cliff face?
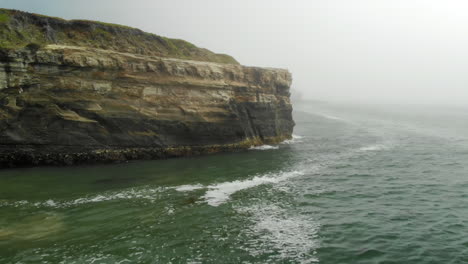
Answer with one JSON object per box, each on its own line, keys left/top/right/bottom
{"left": 0, "top": 10, "right": 294, "bottom": 167}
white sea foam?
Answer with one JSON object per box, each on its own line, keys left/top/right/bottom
{"left": 202, "top": 170, "right": 304, "bottom": 206}
{"left": 238, "top": 203, "right": 320, "bottom": 263}
{"left": 174, "top": 170, "right": 305, "bottom": 206}
{"left": 174, "top": 184, "right": 204, "bottom": 192}
{"left": 315, "top": 112, "right": 343, "bottom": 121}
{"left": 357, "top": 144, "right": 389, "bottom": 152}
{"left": 249, "top": 145, "right": 280, "bottom": 150}
{"left": 1, "top": 187, "right": 165, "bottom": 208}
{"left": 281, "top": 134, "right": 304, "bottom": 144}
{"left": 293, "top": 134, "right": 303, "bottom": 139}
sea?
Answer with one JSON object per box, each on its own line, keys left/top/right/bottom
{"left": 1, "top": 101, "right": 468, "bottom": 264}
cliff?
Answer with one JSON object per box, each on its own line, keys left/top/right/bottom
{"left": 0, "top": 9, "right": 294, "bottom": 167}
{"left": 0, "top": 9, "right": 238, "bottom": 64}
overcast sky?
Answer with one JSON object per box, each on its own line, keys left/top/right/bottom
{"left": 2, "top": 0, "right": 468, "bottom": 105}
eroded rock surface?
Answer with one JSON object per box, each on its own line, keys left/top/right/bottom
{"left": 0, "top": 45, "right": 294, "bottom": 167}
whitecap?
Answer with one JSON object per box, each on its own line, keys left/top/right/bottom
{"left": 292, "top": 134, "right": 303, "bottom": 139}
{"left": 281, "top": 134, "right": 304, "bottom": 144}
{"left": 2, "top": 187, "right": 165, "bottom": 208}
{"left": 249, "top": 145, "right": 279, "bottom": 150}
{"left": 65, "top": 188, "right": 164, "bottom": 206}
{"left": 174, "top": 184, "right": 204, "bottom": 192}
{"left": 315, "top": 112, "right": 343, "bottom": 121}
{"left": 237, "top": 203, "right": 320, "bottom": 263}
{"left": 357, "top": 144, "right": 389, "bottom": 152}
{"left": 44, "top": 200, "right": 57, "bottom": 207}
{"left": 202, "top": 170, "right": 304, "bottom": 206}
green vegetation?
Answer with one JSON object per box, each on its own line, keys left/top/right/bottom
{"left": 0, "top": 9, "right": 11, "bottom": 22}
{"left": 0, "top": 22, "right": 47, "bottom": 49}
{"left": 214, "top": 53, "right": 239, "bottom": 64}
{"left": 25, "top": 42, "right": 43, "bottom": 52}
{"left": 94, "top": 28, "right": 112, "bottom": 38}
{"left": 0, "top": 13, "right": 9, "bottom": 24}
{"left": 72, "top": 19, "right": 136, "bottom": 30}
{"left": 0, "top": 8, "right": 239, "bottom": 64}
{"left": 27, "top": 11, "right": 66, "bottom": 21}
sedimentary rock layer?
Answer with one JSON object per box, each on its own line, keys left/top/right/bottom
{"left": 0, "top": 9, "right": 294, "bottom": 167}
{"left": 0, "top": 44, "right": 294, "bottom": 167}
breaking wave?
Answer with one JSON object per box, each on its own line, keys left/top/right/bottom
{"left": 174, "top": 184, "right": 204, "bottom": 192}
{"left": 281, "top": 134, "right": 304, "bottom": 144}
{"left": 249, "top": 145, "right": 280, "bottom": 150}
{"left": 0, "top": 187, "right": 165, "bottom": 209}
{"left": 357, "top": 143, "right": 390, "bottom": 152}
{"left": 315, "top": 112, "right": 344, "bottom": 121}
{"left": 175, "top": 170, "right": 305, "bottom": 207}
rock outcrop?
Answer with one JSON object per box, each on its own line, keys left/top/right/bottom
{"left": 0, "top": 9, "right": 294, "bottom": 167}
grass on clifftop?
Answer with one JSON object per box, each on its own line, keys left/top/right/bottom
{"left": 0, "top": 12, "right": 10, "bottom": 24}
{"left": 0, "top": 8, "right": 239, "bottom": 64}
{"left": 72, "top": 19, "right": 137, "bottom": 30}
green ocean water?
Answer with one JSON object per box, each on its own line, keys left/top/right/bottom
{"left": 1, "top": 102, "right": 468, "bottom": 263}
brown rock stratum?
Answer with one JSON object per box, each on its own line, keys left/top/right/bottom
{"left": 0, "top": 10, "right": 294, "bottom": 167}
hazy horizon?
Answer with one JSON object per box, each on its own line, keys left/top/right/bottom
{"left": 2, "top": 0, "right": 468, "bottom": 106}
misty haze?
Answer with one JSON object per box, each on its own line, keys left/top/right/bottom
{"left": 1, "top": 1, "right": 468, "bottom": 263}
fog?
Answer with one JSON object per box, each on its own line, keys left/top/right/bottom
{"left": 2, "top": 0, "right": 468, "bottom": 105}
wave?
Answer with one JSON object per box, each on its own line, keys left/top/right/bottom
{"left": 0, "top": 212, "right": 65, "bottom": 241}
{"left": 202, "top": 170, "right": 304, "bottom": 206}
{"left": 237, "top": 203, "right": 320, "bottom": 263}
{"left": 174, "top": 184, "right": 204, "bottom": 192}
{"left": 357, "top": 144, "right": 389, "bottom": 152}
{"left": 174, "top": 170, "right": 305, "bottom": 206}
{"left": 1, "top": 187, "right": 165, "bottom": 208}
{"left": 3, "top": 169, "right": 305, "bottom": 209}
{"left": 249, "top": 145, "right": 279, "bottom": 150}
{"left": 315, "top": 112, "right": 344, "bottom": 121}
{"left": 251, "top": 134, "right": 304, "bottom": 148}
{"left": 281, "top": 134, "right": 304, "bottom": 145}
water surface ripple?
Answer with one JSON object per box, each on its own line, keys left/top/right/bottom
{"left": 1, "top": 103, "right": 468, "bottom": 263}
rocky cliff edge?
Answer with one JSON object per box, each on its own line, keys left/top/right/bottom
{"left": 0, "top": 10, "right": 294, "bottom": 167}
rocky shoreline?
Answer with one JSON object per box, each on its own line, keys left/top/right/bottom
{"left": 0, "top": 136, "right": 289, "bottom": 168}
